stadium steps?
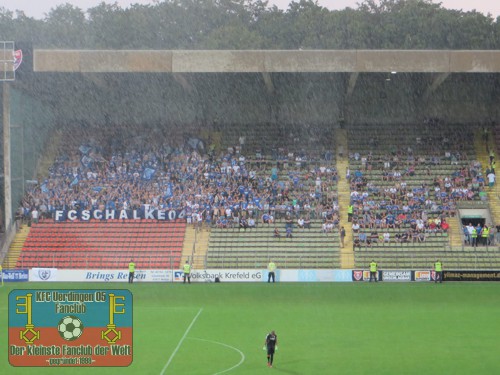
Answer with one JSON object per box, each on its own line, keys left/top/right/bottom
{"left": 193, "top": 228, "right": 210, "bottom": 269}
{"left": 335, "top": 128, "right": 354, "bottom": 268}
{"left": 2, "top": 225, "right": 30, "bottom": 269}
{"left": 447, "top": 215, "right": 463, "bottom": 248}
{"left": 206, "top": 223, "right": 340, "bottom": 269}
{"left": 181, "top": 226, "right": 197, "bottom": 265}
{"left": 474, "top": 131, "right": 500, "bottom": 230}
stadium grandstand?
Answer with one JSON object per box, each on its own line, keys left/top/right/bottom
{"left": 1, "top": 48, "right": 499, "bottom": 274}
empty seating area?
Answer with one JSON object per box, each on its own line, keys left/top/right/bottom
{"left": 16, "top": 220, "right": 186, "bottom": 269}
{"left": 206, "top": 221, "right": 341, "bottom": 269}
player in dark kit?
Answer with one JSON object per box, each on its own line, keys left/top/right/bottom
{"left": 263, "top": 330, "right": 278, "bottom": 368}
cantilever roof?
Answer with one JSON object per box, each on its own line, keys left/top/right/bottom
{"left": 34, "top": 49, "right": 500, "bottom": 73}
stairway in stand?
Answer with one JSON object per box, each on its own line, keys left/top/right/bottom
{"left": 474, "top": 130, "right": 500, "bottom": 231}
{"left": 193, "top": 227, "right": 210, "bottom": 270}
{"left": 181, "top": 225, "right": 210, "bottom": 270}
{"left": 2, "top": 225, "right": 30, "bottom": 269}
{"left": 447, "top": 215, "right": 464, "bottom": 248}
{"left": 335, "top": 128, "right": 354, "bottom": 268}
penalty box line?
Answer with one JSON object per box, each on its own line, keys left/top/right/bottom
{"left": 160, "top": 308, "right": 203, "bottom": 375}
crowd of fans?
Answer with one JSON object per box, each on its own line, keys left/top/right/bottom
{"left": 17, "top": 123, "right": 498, "bottom": 248}
{"left": 18, "top": 127, "right": 340, "bottom": 234}
{"left": 347, "top": 125, "right": 496, "bottom": 248}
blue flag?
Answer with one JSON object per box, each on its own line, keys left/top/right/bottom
{"left": 143, "top": 167, "right": 156, "bottom": 180}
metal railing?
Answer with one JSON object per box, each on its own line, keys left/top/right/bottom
{"left": 15, "top": 252, "right": 182, "bottom": 270}
{"left": 10, "top": 248, "right": 500, "bottom": 270}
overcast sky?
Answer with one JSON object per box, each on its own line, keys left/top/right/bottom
{"left": 2, "top": 0, "right": 500, "bottom": 19}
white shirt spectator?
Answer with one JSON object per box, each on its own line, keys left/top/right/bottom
{"left": 383, "top": 232, "right": 390, "bottom": 242}
{"left": 31, "top": 208, "right": 39, "bottom": 223}
{"left": 488, "top": 173, "right": 496, "bottom": 184}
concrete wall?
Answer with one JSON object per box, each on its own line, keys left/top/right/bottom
{"left": 34, "top": 50, "right": 500, "bottom": 73}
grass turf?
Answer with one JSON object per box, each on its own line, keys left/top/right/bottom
{"left": 1, "top": 282, "right": 499, "bottom": 374}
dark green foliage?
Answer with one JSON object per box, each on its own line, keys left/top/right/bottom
{"left": 1, "top": 0, "right": 500, "bottom": 50}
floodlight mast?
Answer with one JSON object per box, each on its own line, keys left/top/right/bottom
{"left": 0, "top": 41, "right": 16, "bottom": 81}
{"left": 1, "top": 41, "right": 15, "bottom": 252}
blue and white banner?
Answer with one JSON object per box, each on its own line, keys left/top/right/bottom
{"left": 1, "top": 269, "right": 29, "bottom": 282}
{"left": 54, "top": 208, "right": 185, "bottom": 222}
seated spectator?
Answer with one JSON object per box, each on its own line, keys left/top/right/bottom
{"left": 383, "top": 231, "right": 390, "bottom": 243}
{"left": 359, "top": 232, "right": 367, "bottom": 243}
{"left": 262, "top": 213, "right": 273, "bottom": 225}
{"left": 297, "top": 217, "right": 305, "bottom": 229}
{"left": 352, "top": 222, "right": 360, "bottom": 233}
{"left": 417, "top": 232, "right": 426, "bottom": 242}
{"left": 441, "top": 220, "right": 449, "bottom": 232}
{"left": 273, "top": 227, "right": 281, "bottom": 238}
{"left": 428, "top": 219, "right": 437, "bottom": 232}
{"left": 353, "top": 237, "right": 361, "bottom": 249}
{"left": 240, "top": 218, "right": 248, "bottom": 230}
{"left": 248, "top": 217, "right": 256, "bottom": 229}
{"left": 216, "top": 217, "right": 228, "bottom": 228}
{"left": 304, "top": 217, "right": 311, "bottom": 229}
{"left": 286, "top": 226, "right": 293, "bottom": 238}
{"left": 322, "top": 221, "right": 334, "bottom": 234}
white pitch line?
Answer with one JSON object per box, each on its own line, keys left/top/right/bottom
{"left": 189, "top": 337, "right": 245, "bottom": 375}
{"left": 160, "top": 308, "right": 203, "bottom": 375}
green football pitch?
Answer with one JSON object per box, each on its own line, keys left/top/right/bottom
{"left": 1, "top": 282, "right": 499, "bottom": 375}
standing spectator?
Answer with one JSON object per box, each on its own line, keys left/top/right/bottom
{"left": 369, "top": 260, "right": 378, "bottom": 282}
{"left": 481, "top": 225, "right": 490, "bottom": 246}
{"left": 347, "top": 204, "right": 353, "bottom": 222}
{"left": 239, "top": 135, "right": 245, "bottom": 152}
{"left": 463, "top": 225, "right": 470, "bottom": 245}
{"left": 128, "top": 259, "right": 135, "bottom": 284}
{"left": 467, "top": 223, "right": 474, "bottom": 244}
{"left": 340, "top": 227, "right": 346, "bottom": 248}
{"left": 471, "top": 226, "right": 478, "bottom": 247}
{"left": 267, "top": 260, "right": 276, "bottom": 283}
{"left": 487, "top": 171, "right": 495, "bottom": 188}
{"left": 496, "top": 224, "right": 500, "bottom": 245}
{"left": 183, "top": 260, "right": 191, "bottom": 284}
{"left": 475, "top": 223, "right": 482, "bottom": 245}
{"left": 488, "top": 223, "right": 495, "bottom": 245}
{"left": 434, "top": 260, "right": 443, "bottom": 283}
{"left": 31, "top": 207, "right": 39, "bottom": 225}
